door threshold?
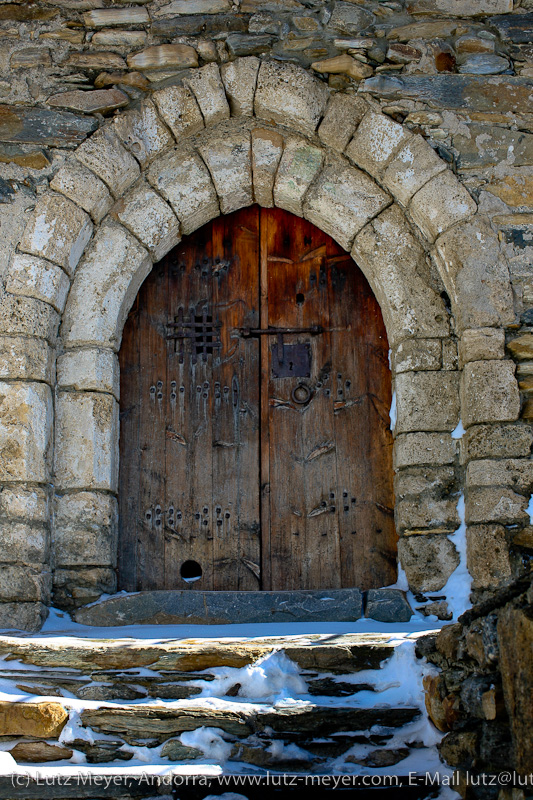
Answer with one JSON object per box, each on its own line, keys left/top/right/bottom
{"left": 73, "top": 588, "right": 412, "bottom": 627}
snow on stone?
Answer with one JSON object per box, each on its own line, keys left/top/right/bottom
{"left": 195, "top": 650, "right": 307, "bottom": 701}
{"left": 389, "top": 390, "right": 396, "bottom": 431}
{"left": 527, "top": 493, "right": 533, "bottom": 524}
{"left": 441, "top": 494, "right": 472, "bottom": 621}
{"left": 180, "top": 727, "right": 233, "bottom": 762}
{"left": 451, "top": 420, "right": 465, "bottom": 439}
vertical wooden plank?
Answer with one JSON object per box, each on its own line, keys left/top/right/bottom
{"left": 117, "top": 296, "right": 141, "bottom": 592}
{"left": 164, "top": 226, "right": 215, "bottom": 590}
{"left": 212, "top": 206, "right": 261, "bottom": 590}
{"left": 259, "top": 208, "right": 271, "bottom": 591}
{"left": 136, "top": 260, "right": 168, "bottom": 590}
{"left": 328, "top": 245, "right": 396, "bottom": 589}
{"left": 266, "top": 209, "right": 341, "bottom": 590}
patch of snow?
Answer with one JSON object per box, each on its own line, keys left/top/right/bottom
{"left": 0, "top": 751, "right": 17, "bottom": 775}
{"left": 180, "top": 727, "right": 232, "bottom": 762}
{"left": 389, "top": 390, "right": 396, "bottom": 432}
{"left": 441, "top": 494, "right": 472, "bottom": 621}
{"left": 451, "top": 420, "right": 465, "bottom": 440}
{"left": 266, "top": 740, "right": 311, "bottom": 762}
{"left": 527, "top": 493, "right": 533, "bottom": 524}
{"left": 194, "top": 650, "right": 307, "bottom": 702}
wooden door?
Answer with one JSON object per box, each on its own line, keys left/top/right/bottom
{"left": 118, "top": 206, "right": 396, "bottom": 592}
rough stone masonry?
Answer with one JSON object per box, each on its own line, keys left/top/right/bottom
{"left": 0, "top": 0, "right": 532, "bottom": 643}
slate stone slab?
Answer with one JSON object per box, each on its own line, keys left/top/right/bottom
{"left": 490, "top": 13, "right": 533, "bottom": 43}
{"left": 74, "top": 588, "right": 363, "bottom": 626}
{"left": 364, "top": 588, "right": 413, "bottom": 622}
{"left": 361, "top": 74, "right": 533, "bottom": 113}
{"left": 0, "top": 105, "right": 97, "bottom": 147}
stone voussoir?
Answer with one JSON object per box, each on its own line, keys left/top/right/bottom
{"left": 111, "top": 180, "right": 181, "bottom": 262}
{"left": 75, "top": 127, "right": 140, "bottom": 200}
{"left": 112, "top": 99, "right": 175, "bottom": 168}
{"left": 255, "top": 60, "right": 329, "bottom": 137}
{"left": 18, "top": 193, "right": 93, "bottom": 277}
{"left": 198, "top": 127, "right": 253, "bottom": 215}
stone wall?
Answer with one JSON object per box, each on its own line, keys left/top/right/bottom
{"left": 0, "top": 0, "right": 532, "bottom": 628}
{"left": 420, "top": 572, "right": 533, "bottom": 798}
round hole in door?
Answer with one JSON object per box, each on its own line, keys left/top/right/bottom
{"left": 180, "top": 560, "right": 202, "bottom": 583}
{"left": 296, "top": 292, "right": 305, "bottom": 305}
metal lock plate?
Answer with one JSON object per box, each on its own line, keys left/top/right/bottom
{"left": 271, "top": 342, "right": 311, "bottom": 378}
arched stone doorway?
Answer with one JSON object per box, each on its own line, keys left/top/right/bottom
{"left": 118, "top": 205, "right": 395, "bottom": 593}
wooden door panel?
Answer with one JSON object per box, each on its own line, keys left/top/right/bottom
{"left": 118, "top": 205, "right": 396, "bottom": 593}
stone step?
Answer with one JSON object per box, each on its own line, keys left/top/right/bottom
{"left": 79, "top": 701, "right": 421, "bottom": 744}
{"left": 71, "top": 588, "right": 413, "bottom": 626}
{"left": 0, "top": 632, "right": 397, "bottom": 674}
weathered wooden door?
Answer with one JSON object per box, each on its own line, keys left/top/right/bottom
{"left": 118, "top": 206, "right": 396, "bottom": 593}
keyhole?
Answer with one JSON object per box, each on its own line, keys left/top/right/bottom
{"left": 289, "top": 361, "right": 294, "bottom": 371}
{"left": 296, "top": 292, "right": 305, "bottom": 305}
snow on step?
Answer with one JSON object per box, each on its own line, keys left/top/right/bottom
{"left": 0, "top": 632, "right": 446, "bottom": 777}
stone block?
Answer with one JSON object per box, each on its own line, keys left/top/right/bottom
{"left": 61, "top": 222, "right": 151, "bottom": 350}
{"left": 156, "top": 0, "right": 230, "bottom": 16}
{"left": 397, "top": 496, "right": 459, "bottom": 533}
{"left": 9, "top": 742, "right": 73, "bottom": 763}
{"left": 394, "top": 339, "right": 442, "bottom": 373}
{"left": 461, "top": 424, "right": 533, "bottom": 462}
{"left": 255, "top": 60, "right": 329, "bottom": 137}
{"left": 57, "top": 349, "right": 119, "bottom": 399}
{"left": 461, "top": 361, "right": 520, "bottom": 427}
{"left": 0, "top": 521, "right": 48, "bottom": 564}
{"left": 433, "top": 218, "right": 514, "bottom": 332}
{"left": 410, "top": 171, "right": 477, "bottom": 243}
{"left": 0, "top": 701, "right": 67, "bottom": 738}
{"left": 365, "top": 589, "right": 413, "bottom": 622}
{"left": 221, "top": 56, "right": 260, "bottom": 117}
{"left": 54, "top": 492, "right": 118, "bottom": 568}
{"left": 409, "top": 0, "right": 511, "bottom": 14}
{"left": 346, "top": 112, "right": 412, "bottom": 179}
{"left": 454, "top": 123, "right": 533, "bottom": 169}
{"left": 0, "top": 336, "right": 54, "bottom": 384}
{"left": 273, "top": 137, "right": 324, "bottom": 217}
{"left": 395, "top": 466, "right": 456, "bottom": 498}
{"left": 512, "top": 527, "right": 533, "bottom": 548}
{"left": 198, "top": 129, "right": 253, "bottom": 215}
{"left": 127, "top": 44, "right": 198, "bottom": 73}
{"left": 398, "top": 534, "right": 460, "bottom": 593}
{"left": 442, "top": 339, "right": 458, "bottom": 371}
{"left": 112, "top": 100, "right": 174, "bottom": 168}
{"left": 304, "top": 158, "right": 391, "bottom": 251}
{"left": 19, "top": 194, "right": 93, "bottom": 277}
{"left": 91, "top": 30, "right": 147, "bottom": 49}
{"left": 83, "top": 7, "right": 149, "bottom": 26}
{"left": 0, "top": 566, "right": 50, "bottom": 603}
{"left": 75, "top": 128, "right": 140, "bottom": 199}
{"left": 184, "top": 63, "right": 230, "bottom": 126}
{"left": 459, "top": 328, "right": 505, "bottom": 367}
{"left": 0, "top": 603, "right": 48, "bottom": 633}
{"left": 53, "top": 567, "right": 116, "bottom": 609}
{"left": 251, "top": 128, "right": 284, "bottom": 208}
{"left": 351, "top": 205, "right": 449, "bottom": 347}
{"left": 0, "top": 291, "right": 59, "bottom": 344}
{"left": 111, "top": 181, "right": 180, "bottom": 261}
{"left": 55, "top": 392, "right": 119, "bottom": 492}
{"left": 0, "top": 382, "right": 52, "bottom": 483}
{"left": 328, "top": 2, "right": 375, "bottom": 35}
{"left": 395, "top": 371, "right": 460, "bottom": 434}
{"left": 0, "top": 105, "right": 96, "bottom": 148}
{"left": 318, "top": 94, "right": 367, "bottom": 153}
{"left": 382, "top": 135, "right": 446, "bottom": 208}
{"left": 466, "top": 487, "right": 528, "bottom": 525}
{"left": 466, "top": 459, "right": 533, "bottom": 492}
{"left": 6, "top": 253, "right": 70, "bottom": 313}
{"left": 50, "top": 161, "right": 113, "bottom": 225}
{"left": 152, "top": 86, "right": 204, "bottom": 141}
{"left": 466, "top": 524, "right": 511, "bottom": 590}
{"left": 497, "top": 605, "right": 533, "bottom": 776}
{"left": 47, "top": 88, "right": 128, "bottom": 115}
{"left": 507, "top": 334, "right": 533, "bottom": 361}
{"left": 0, "top": 486, "right": 49, "bottom": 524}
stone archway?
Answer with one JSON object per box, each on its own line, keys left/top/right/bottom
{"left": 3, "top": 57, "right": 521, "bottom": 623}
